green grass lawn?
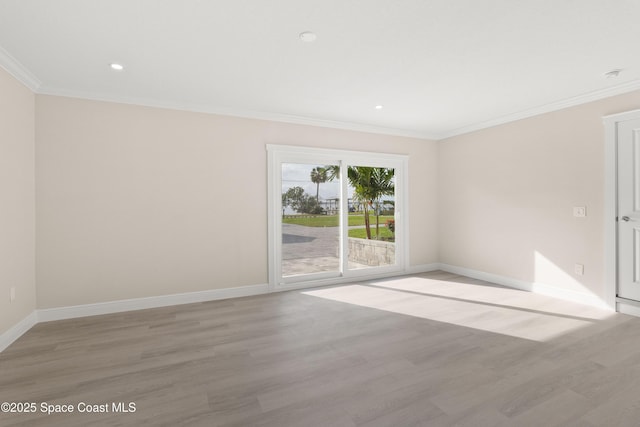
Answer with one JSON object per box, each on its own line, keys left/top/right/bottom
{"left": 281, "top": 215, "right": 339, "bottom": 227}
{"left": 348, "top": 227, "right": 394, "bottom": 241}
{"left": 282, "top": 214, "right": 394, "bottom": 227}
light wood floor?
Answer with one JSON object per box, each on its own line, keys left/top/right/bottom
{"left": 2, "top": 271, "right": 640, "bottom": 426}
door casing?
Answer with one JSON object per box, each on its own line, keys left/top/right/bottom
{"left": 604, "top": 109, "right": 640, "bottom": 314}
{"left": 266, "top": 144, "right": 409, "bottom": 292}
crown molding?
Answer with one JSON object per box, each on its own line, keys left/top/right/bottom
{"left": 437, "top": 79, "right": 640, "bottom": 140}
{"left": 36, "top": 86, "right": 438, "bottom": 141}
{"left": 0, "top": 45, "right": 41, "bottom": 91}
{"left": 10, "top": 60, "right": 640, "bottom": 142}
{"left": 40, "top": 79, "right": 640, "bottom": 142}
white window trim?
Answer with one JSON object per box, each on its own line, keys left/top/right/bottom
{"left": 266, "top": 144, "right": 410, "bottom": 291}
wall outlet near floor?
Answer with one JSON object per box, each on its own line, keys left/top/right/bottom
{"left": 574, "top": 264, "right": 584, "bottom": 276}
{"left": 573, "top": 206, "right": 587, "bottom": 217}
{"left": 10, "top": 286, "right": 16, "bottom": 302}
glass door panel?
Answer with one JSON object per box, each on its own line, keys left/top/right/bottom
{"left": 346, "top": 165, "right": 396, "bottom": 270}
{"left": 281, "top": 163, "right": 341, "bottom": 278}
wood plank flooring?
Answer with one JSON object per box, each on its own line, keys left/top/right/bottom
{"left": 2, "top": 271, "right": 640, "bottom": 426}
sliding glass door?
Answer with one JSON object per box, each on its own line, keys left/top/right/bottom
{"left": 268, "top": 146, "right": 407, "bottom": 289}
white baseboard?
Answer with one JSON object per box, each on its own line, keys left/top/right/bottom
{"left": 0, "top": 311, "right": 38, "bottom": 352}
{"left": 1, "top": 283, "right": 270, "bottom": 352}
{"left": 2, "top": 266, "right": 436, "bottom": 350}
{"left": 37, "top": 283, "right": 270, "bottom": 322}
{"left": 0, "top": 263, "right": 614, "bottom": 353}
{"left": 405, "top": 263, "right": 441, "bottom": 275}
{"left": 617, "top": 301, "right": 640, "bottom": 317}
{"left": 438, "top": 263, "right": 611, "bottom": 310}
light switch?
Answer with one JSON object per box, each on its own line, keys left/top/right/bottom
{"left": 573, "top": 206, "right": 586, "bottom": 217}
{"left": 574, "top": 264, "right": 584, "bottom": 276}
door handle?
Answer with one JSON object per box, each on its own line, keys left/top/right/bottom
{"left": 622, "top": 216, "right": 631, "bottom": 222}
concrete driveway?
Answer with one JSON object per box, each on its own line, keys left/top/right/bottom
{"left": 282, "top": 223, "right": 339, "bottom": 276}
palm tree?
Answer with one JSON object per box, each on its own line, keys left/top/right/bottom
{"left": 324, "top": 164, "right": 340, "bottom": 181}
{"left": 370, "top": 168, "right": 395, "bottom": 238}
{"left": 324, "top": 165, "right": 394, "bottom": 239}
{"left": 310, "top": 167, "right": 328, "bottom": 204}
{"left": 347, "top": 167, "right": 395, "bottom": 239}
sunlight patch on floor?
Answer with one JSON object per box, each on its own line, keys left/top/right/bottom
{"left": 302, "top": 276, "right": 615, "bottom": 342}
{"left": 367, "top": 275, "right": 611, "bottom": 320}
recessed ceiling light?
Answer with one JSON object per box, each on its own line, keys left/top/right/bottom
{"left": 604, "top": 69, "right": 622, "bottom": 79}
{"left": 299, "top": 31, "right": 317, "bottom": 42}
{"left": 110, "top": 63, "right": 124, "bottom": 71}
{"left": 375, "top": 105, "right": 383, "bottom": 110}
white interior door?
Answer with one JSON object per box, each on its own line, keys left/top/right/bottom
{"left": 617, "top": 118, "right": 640, "bottom": 301}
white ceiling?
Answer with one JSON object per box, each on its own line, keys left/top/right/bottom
{"left": 1, "top": 0, "right": 639, "bottom": 139}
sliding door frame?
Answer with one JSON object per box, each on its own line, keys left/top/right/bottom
{"left": 267, "top": 144, "right": 409, "bottom": 291}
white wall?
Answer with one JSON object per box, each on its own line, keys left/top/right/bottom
{"left": 8, "top": 65, "right": 640, "bottom": 319}
{"left": 439, "top": 90, "right": 640, "bottom": 304}
{"left": 0, "top": 67, "right": 36, "bottom": 335}
{"left": 35, "top": 95, "right": 438, "bottom": 308}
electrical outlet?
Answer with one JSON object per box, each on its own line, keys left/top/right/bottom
{"left": 10, "top": 287, "right": 15, "bottom": 302}
{"left": 574, "top": 264, "right": 584, "bottom": 276}
{"left": 573, "top": 207, "right": 587, "bottom": 217}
